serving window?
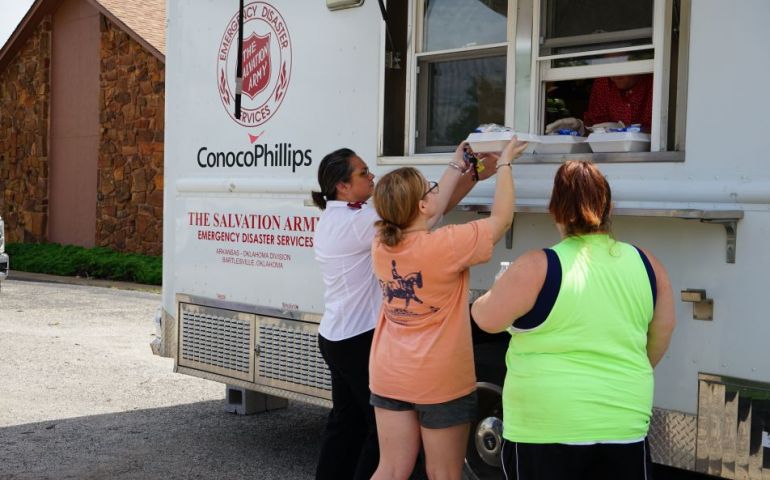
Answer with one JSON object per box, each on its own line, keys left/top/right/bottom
{"left": 380, "top": 0, "right": 688, "bottom": 161}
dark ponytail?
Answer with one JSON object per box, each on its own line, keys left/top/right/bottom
{"left": 311, "top": 148, "right": 356, "bottom": 210}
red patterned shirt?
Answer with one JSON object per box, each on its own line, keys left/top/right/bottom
{"left": 583, "top": 74, "right": 653, "bottom": 132}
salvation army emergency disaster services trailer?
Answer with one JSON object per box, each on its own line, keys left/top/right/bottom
{"left": 152, "top": 0, "right": 770, "bottom": 478}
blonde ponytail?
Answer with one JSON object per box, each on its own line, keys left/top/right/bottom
{"left": 372, "top": 168, "right": 425, "bottom": 247}
{"left": 375, "top": 220, "right": 405, "bottom": 247}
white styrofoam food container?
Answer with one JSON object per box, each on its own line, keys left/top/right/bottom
{"left": 465, "top": 131, "right": 538, "bottom": 153}
{"left": 587, "top": 132, "right": 651, "bottom": 153}
{"left": 534, "top": 135, "right": 591, "bottom": 154}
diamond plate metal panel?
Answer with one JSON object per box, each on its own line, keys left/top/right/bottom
{"left": 649, "top": 407, "right": 697, "bottom": 471}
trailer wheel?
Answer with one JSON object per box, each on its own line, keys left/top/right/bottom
{"left": 463, "top": 382, "right": 504, "bottom": 480}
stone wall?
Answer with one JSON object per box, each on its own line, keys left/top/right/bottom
{"left": 0, "top": 14, "right": 164, "bottom": 255}
{"left": 97, "top": 17, "right": 164, "bottom": 256}
{"left": 0, "top": 19, "right": 52, "bottom": 243}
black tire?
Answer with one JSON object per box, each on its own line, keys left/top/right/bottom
{"left": 463, "top": 382, "right": 506, "bottom": 480}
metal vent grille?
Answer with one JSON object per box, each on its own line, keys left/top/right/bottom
{"left": 258, "top": 320, "right": 331, "bottom": 392}
{"left": 179, "top": 304, "right": 253, "bottom": 381}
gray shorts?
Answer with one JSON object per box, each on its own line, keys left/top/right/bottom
{"left": 370, "top": 391, "right": 478, "bottom": 429}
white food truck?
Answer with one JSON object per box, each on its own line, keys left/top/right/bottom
{"left": 154, "top": 0, "right": 770, "bottom": 478}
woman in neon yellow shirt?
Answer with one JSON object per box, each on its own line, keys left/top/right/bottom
{"left": 472, "top": 161, "right": 675, "bottom": 480}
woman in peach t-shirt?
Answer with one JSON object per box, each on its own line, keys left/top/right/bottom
{"left": 369, "top": 138, "right": 527, "bottom": 480}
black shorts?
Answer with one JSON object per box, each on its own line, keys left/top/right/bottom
{"left": 500, "top": 438, "right": 653, "bottom": 480}
{"left": 369, "top": 391, "right": 478, "bottom": 429}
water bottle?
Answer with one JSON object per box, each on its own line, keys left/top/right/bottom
{"left": 493, "top": 261, "right": 515, "bottom": 334}
{"left": 495, "top": 261, "right": 511, "bottom": 282}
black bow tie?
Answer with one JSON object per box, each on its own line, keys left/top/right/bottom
{"left": 347, "top": 201, "right": 366, "bottom": 210}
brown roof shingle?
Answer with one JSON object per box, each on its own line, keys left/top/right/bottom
{"left": 1, "top": 0, "right": 166, "bottom": 71}
{"left": 93, "top": 0, "right": 165, "bottom": 57}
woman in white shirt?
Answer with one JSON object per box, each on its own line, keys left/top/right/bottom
{"left": 312, "top": 148, "right": 382, "bottom": 480}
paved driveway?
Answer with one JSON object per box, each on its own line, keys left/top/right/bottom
{"left": 0, "top": 279, "right": 326, "bottom": 480}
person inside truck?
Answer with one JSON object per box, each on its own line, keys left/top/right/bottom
{"left": 310, "top": 145, "right": 498, "bottom": 480}
{"left": 367, "top": 137, "right": 528, "bottom": 480}
{"left": 545, "top": 73, "right": 653, "bottom": 135}
{"left": 471, "top": 160, "right": 676, "bottom": 480}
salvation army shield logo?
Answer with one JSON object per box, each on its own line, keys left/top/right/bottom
{"left": 242, "top": 33, "right": 271, "bottom": 98}
{"left": 217, "top": 2, "right": 292, "bottom": 127}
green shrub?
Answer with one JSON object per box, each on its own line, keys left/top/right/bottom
{"left": 5, "top": 243, "right": 162, "bottom": 285}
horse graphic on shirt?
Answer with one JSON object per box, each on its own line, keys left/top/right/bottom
{"left": 381, "top": 260, "right": 424, "bottom": 308}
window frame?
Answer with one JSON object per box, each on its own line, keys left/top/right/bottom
{"left": 530, "top": 0, "right": 669, "bottom": 152}
{"left": 413, "top": 44, "right": 508, "bottom": 153}
{"left": 378, "top": 0, "right": 689, "bottom": 164}
{"left": 402, "top": 0, "right": 517, "bottom": 158}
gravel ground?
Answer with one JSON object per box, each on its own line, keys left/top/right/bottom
{"left": 0, "top": 278, "right": 326, "bottom": 480}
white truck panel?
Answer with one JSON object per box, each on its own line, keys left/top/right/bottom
{"left": 164, "top": 0, "right": 383, "bottom": 317}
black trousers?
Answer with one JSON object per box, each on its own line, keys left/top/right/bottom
{"left": 501, "top": 438, "right": 654, "bottom": 480}
{"left": 316, "top": 329, "right": 379, "bottom": 480}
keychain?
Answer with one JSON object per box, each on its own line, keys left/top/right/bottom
{"left": 462, "top": 146, "right": 483, "bottom": 181}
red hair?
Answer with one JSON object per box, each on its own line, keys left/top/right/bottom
{"left": 548, "top": 161, "right": 612, "bottom": 235}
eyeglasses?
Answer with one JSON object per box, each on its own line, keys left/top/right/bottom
{"left": 422, "top": 181, "right": 439, "bottom": 199}
{"left": 355, "top": 167, "right": 371, "bottom": 177}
